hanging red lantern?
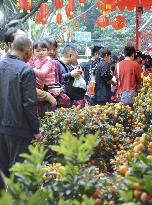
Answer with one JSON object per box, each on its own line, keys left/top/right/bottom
{"left": 24, "top": 0, "right": 32, "bottom": 13}
{"left": 17, "top": 0, "right": 25, "bottom": 13}
{"left": 96, "top": 0, "right": 111, "bottom": 16}
{"left": 96, "top": 15, "right": 110, "bottom": 29}
{"left": 82, "top": 15, "right": 86, "bottom": 22}
{"left": 35, "top": 11, "right": 42, "bottom": 24}
{"left": 102, "top": 0, "right": 114, "bottom": 10}
{"left": 67, "top": 31, "right": 72, "bottom": 40}
{"left": 111, "top": 15, "right": 126, "bottom": 32}
{"left": 79, "top": 0, "right": 86, "bottom": 6}
{"left": 117, "top": 0, "right": 126, "bottom": 12}
{"left": 141, "top": 0, "right": 152, "bottom": 10}
{"left": 40, "top": 3, "right": 49, "bottom": 17}
{"left": 56, "top": 13, "right": 62, "bottom": 24}
{"left": 63, "top": 26, "right": 67, "bottom": 32}
{"left": 126, "top": 0, "right": 136, "bottom": 10}
{"left": 74, "top": 21, "right": 79, "bottom": 31}
{"left": 65, "top": 5, "right": 74, "bottom": 19}
{"left": 41, "top": 17, "right": 47, "bottom": 25}
{"left": 54, "top": 0, "right": 63, "bottom": 9}
{"left": 68, "top": 0, "right": 75, "bottom": 15}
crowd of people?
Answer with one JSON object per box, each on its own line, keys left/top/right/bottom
{"left": 0, "top": 27, "right": 152, "bottom": 181}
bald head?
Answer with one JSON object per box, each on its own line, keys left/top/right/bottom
{"left": 62, "top": 45, "right": 78, "bottom": 65}
{"left": 62, "top": 45, "right": 77, "bottom": 58}
{"left": 11, "top": 35, "right": 32, "bottom": 62}
{"left": 12, "top": 35, "right": 32, "bottom": 52}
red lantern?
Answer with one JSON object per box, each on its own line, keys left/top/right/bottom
{"left": 56, "top": 13, "right": 62, "bottom": 24}
{"left": 74, "top": 21, "right": 79, "bottom": 31}
{"left": 24, "top": 0, "right": 32, "bottom": 13}
{"left": 126, "top": 0, "right": 136, "bottom": 10}
{"left": 141, "top": 0, "right": 152, "bottom": 10}
{"left": 82, "top": 15, "right": 86, "bottom": 22}
{"left": 54, "top": 0, "right": 63, "bottom": 9}
{"left": 117, "top": 0, "right": 126, "bottom": 12}
{"left": 102, "top": 0, "right": 114, "bottom": 10}
{"left": 67, "top": 31, "right": 72, "bottom": 40}
{"left": 111, "top": 15, "right": 126, "bottom": 32}
{"left": 35, "top": 11, "right": 42, "bottom": 24}
{"left": 40, "top": 3, "right": 49, "bottom": 17}
{"left": 41, "top": 17, "right": 47, "bottom": 25}
{"left": 96, "top": 15, "right": 110, "bottom": 29}
{"left": 63, "top": 26, "right": 66, "bottom": 32}
{"left": 96, "top": 0, "right": 111, "bottom": 16}
{"left": 79, "top": 0, "right": 86, "bottom": 6}
{"left": 68, "top": 0, "right": 75, "bottom": 14}
{"left": 66, "top": 5, "right": 74, "bottom": 19}
{"left": 17, "top": 0, "right": 25, "bottom": 13}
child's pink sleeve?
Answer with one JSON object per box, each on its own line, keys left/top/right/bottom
{"left": 33, "top": 60, "right": 54, "bottom": 79}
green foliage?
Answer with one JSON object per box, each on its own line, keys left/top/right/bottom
{"left": 51, "top": 131, "right": 98, "bottom": 164}
{"left": 58, "top": 195, "right": 95, "bottom": 205}
{"left": 1, "top": 145, "right": 48, "bottom": 205}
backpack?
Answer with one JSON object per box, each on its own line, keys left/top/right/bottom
{"left": 58, "top": 60, "right": 86, "bottom": 100}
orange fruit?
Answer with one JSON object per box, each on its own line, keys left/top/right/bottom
{"left": 119, "top": 165, "right": 128, "bottom": 175}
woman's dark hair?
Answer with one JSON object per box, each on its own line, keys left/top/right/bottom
{"left": 4, "top": 27, "right": 19, "bottom": 45}
{"left": 118, "top": 54, "right": 125, "bottom": 62}
{"left": 45, "top": 38, "right": 58, "bottom": 48}
{"left": 91, "top": 46, "right": 102, "bottom": 56}
{"left": 124, "top": 46, "right": 136, "bottom": 57}
{"left": 134, "top": 50, "right": 143, "bottom": 60}
{"left": 99, "top": 48, "right": 111, "bottom": 58}
{"left": 33, "top": 39, "right": 49, "bottom": 50}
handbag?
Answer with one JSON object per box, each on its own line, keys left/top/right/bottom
{"left": 56, "top": 92, "right": 71, "bottom": 108}
{"left": 44, "top": 62, "right": 71, "bottom": 108}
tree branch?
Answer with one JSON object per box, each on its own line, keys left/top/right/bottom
{"left": 5, "top": 0, "right": 49, "bottom": 28}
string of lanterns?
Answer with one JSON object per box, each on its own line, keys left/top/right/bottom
{"left": 16, "top": 0, "right": 152, "bottom": 41}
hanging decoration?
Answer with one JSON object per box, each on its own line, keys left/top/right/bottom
{"left": 17, "top": 0, "right": 32, "bottom": 13}
{"left": 65, "top": 4, "right": 74, "bottom": 19}
{"left": 54, "top": 0, "right": 63, "bottom": 10}
{"left": 79, "top": 0, "right": 86, "bottom": 7}
{"left": 96, "top": 15, "right": 110, "bottom": 29}
{"left": 74, "top": 21, "right": 79, "bottom": 31}
{"left": 111, "top": 15, "right": 126, "bottom": 32}
{"left": 35, "top": 11, "right": 42, "bottom": 24}
{"left": 82, "top": 15, "right": 87, "bottom": 22}
{"left": 68, "top": 0, "right": 75, "bottom": 15}
{"left": 24, "top": 0, "right": 32, "bottom": 13}
{"left": 102, "top": 0, "right": 114, "bottom": 10}
{"left": 40, "top": 3, "right": 49, "bottom": 17}
{"left": 63, "top": 26, "right": 67, "bottom": 32}
{"left": 67, "top": 31, "right": 72, "bottom": 40}
{"left": 96, "top": 0, "right": 111, "bottom": 16}
{"left": 56, "top": 13, "right": 62, "bottom": 24}
{"left": 35, "top": 3, "right": 50, "bottom": 25}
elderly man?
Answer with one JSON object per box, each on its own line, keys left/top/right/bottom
{"left": 0, "top": 35, "right": 40, "bottom": 177}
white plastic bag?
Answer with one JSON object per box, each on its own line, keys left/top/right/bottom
{"left": 73, "top": 76, "right": 86, "bottom": 90}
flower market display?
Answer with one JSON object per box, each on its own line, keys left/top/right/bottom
{"left": 0, "top": 74, "right": 151, "bottom": 205}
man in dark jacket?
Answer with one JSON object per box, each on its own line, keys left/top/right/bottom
{"left": 0, "top": 35, "right": 40, "bottom": 177}
{"left": 83, "top": 47, "right": 113, "bottom": 105}
{"left": 56, "top": 45, "right": 84, "bottom": 101}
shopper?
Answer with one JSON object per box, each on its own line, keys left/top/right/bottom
{"left": 0, "top": 35, "right": 40, "bottom": 177}
{"left": 115, "top": 46, "right": 142, "bottom": 106}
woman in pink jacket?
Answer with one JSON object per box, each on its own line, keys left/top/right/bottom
{"left": 29, "top": 39, "right": 61, "bottom": 116}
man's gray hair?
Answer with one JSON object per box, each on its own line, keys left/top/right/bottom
{"left": 12, "top": 35, "right": 32, "bottom": 52}
{"left": 62, "top": 45, "right": 77, "bottom": 57}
